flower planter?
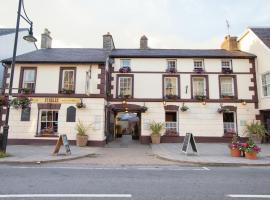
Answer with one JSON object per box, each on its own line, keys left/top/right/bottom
{"left": 230, "top": 148, "right": 241, "bottom": 157}
{"left": 76, "top": 135, "right": 88, "bottom": 147}
{"left": 151, "top": 135, "right": 161, "bottom": 144}
{"left": 245, "top": 151, "right": 257, "bottom": 159}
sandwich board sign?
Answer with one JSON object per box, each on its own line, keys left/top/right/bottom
{"left": 53, "top": 134, "right": 71, "bottom": 155}
{"left": 181, "top": 133, "right": 198, "bottom": 155}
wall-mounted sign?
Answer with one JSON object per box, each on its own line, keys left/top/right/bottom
{"left": 30, "top": 97, "right": 81, "bottom": 104}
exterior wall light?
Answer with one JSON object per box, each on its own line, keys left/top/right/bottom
{"left": 163, "top": 100, "right": 166, "bottom": 106}
{"left": 241, "top": 100, "right": 247, "bottom": 105}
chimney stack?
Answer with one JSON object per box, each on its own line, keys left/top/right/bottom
{"left": 103, "top": 32, "right": 115, "bottom": 51}
{"left": 140, "top": 35, "right": 148, "bottom": 49}
{"left": 221, "top": 35, "right": 238, "bottom": 51}
{"left": 41, "top": 28, "right": 52, "bottom": 49}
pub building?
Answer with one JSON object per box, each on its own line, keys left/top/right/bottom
{"left": 1, "top": 29, "right": 260, "bottom": 146}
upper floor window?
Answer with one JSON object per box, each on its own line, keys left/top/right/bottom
{"left": 21, "top": 68, "right": 36, "bottom": 93}
{"left": 60, "top": 68, "right": 76, "bottom": 94}
{"left": 221, "top": 60, "right": 232, "bottom": 69}
{"left": 164, "top": 76, "right": 179, "bottom": 98}
{"left": 192, "top": 77, "right": 206, "bottom": 97}
{"left": 194, "top": 60, "right": 203, "bottom": 69}
{"left": 220, "top": 77, "right": 234, "bottom": 98}
{"left": 262, "top": 72, "right": 270, "bottom": 97}
{"left": 166, "top": 60, "right": 177, "bottom": 73}
{"left": 118, "top": 76, "right": 133, "bottom": 98}
{"left": 120, "top": 59, "right": 131, "bottom": 68}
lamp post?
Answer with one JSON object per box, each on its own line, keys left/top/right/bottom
{"left": 0, "top": 0, "right": 37, "bottom": 152}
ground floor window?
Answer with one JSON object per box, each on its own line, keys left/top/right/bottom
{"left": 39, "top": 110, "right": 59, "bottom": 136}
{"left": 165, "top": 112, "right": 178, "bottom": 135}
{"left": 223, "top": 112, "right": 236, "bottom": 134}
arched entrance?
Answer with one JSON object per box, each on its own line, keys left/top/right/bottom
{"left": 105, "top": 103, "right": 147, "bottom": 144}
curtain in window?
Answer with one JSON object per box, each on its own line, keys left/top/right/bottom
{"left": 221, "top": 77, "right": 233, "bottom": 96}
{"left": 193, "top": 78, "right": 205, "bottom": 96}
{"left": 63, "top": 70, "right": 74, "bottom": 90}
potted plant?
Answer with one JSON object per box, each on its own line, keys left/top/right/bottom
{"left": 149, "top": 121, "right": 164, "bottom": 144}
{"left": 180, "top": 103, "right": 189, "bottom": 112}
{"left": 245, "top": 121, "right": 267, "bottom": 144}
{"left": 240, "top": 139, "right": 261, "bottom": 159}
{"left": 75, "top": 120, "right": 91, "bottom": 147}
{"left": 119, "top": 66, "right": 131, "bottom": 73}
{"left": 166, "top": 67, "right": 177, "bottom": 73}
{"left": 228, "top": 135, "right": 241, "bottom": 157}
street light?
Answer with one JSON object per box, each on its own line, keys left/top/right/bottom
{"left": 0, "top": 0, "right": 36, "bottom": 152}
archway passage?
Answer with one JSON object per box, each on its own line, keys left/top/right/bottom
{"left": 106, "top": 104, "right": 147, "bottom": 146}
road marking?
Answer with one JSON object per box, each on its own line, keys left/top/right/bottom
{"left": 227, "top": 194, "right": 270, "bottom": 198}
{"left": 0, "top": 194, "right": 132, "bottom": 198}
{"left": 2, "top": 166, "right": 210, "bottom": 171}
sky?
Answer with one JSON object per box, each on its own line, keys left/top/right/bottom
{"left": 0, "top": 0, "right": 269, "bottom": 49}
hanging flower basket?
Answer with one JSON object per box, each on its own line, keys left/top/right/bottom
{"left": 180, "top": 104, "right": 189, "bottom": 112}
{"left": 76, "top": 102, "right": 86, "bottom": 109}
{"left": 10, "top": 96, "right": 31, "bottom": 109}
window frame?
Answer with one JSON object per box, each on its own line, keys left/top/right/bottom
{"left": 261, "top": 72, "right": 270, "bottom": 97}
{"left": 59, "top": 67, "right": 76, "bottom": 94}
{"left": 221, "top": 59, "right": 232, "bottom": 69}
{"left": 116, "top": 74, "right": 134, "bottom": 98}
{"left": 219, "top": 75, "right": 237, "bottom": 99}
{"left": 165, "top": 111, "right": 179, "bottom": 135}
{"left": 38, "top": 109, "right": 59, "bottom": 136}
{"left": 223, "top": 111, "right": 237, "bottom": 135}
{"left": 19, "top": 67, "right": 37, "bottom": 93}
{"left": 191, "top": 75, "right": 209, "bottom": 99}
{"left": 120, "top": 59, "right": 131, "bottom": 68}
{"left": 162, "top": 75, "right": 180, "bottom": 98}
{"left": 167, "top": 59, "right": 177, "bottom": 69}
{"left": 193, "top": 59, "right": 204, "bottom": 69}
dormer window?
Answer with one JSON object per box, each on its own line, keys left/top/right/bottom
{"left": 193, "top": 60, "right": 204, "bottom": 73}
{"left": 166, "top": 60, "right": 177, "bottom": 73}
{"left": 221, "top": 60, "right": 232, "bottom": 73}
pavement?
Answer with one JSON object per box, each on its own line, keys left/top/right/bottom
{"left": 1, "top": 135, "right": 270, "bottom": 166}
{"left": 151, "top": 143, "right": 270, "bottom": 166}
{"left": 0, "top": 145, "right": 99, "bottom": 164}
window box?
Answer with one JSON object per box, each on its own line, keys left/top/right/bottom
{"left": 166, "top": 67, "right": 177, "bottom": 73}
{"left": 118, "top": 94, "right": 132, "bottom": 99}
{"left": 19, "top": 88, "right": 33, "bottom": 94}
{"left": 60, "top": 89, "right": 75, "bottom": 94}
{"left": 194, "top": 95, "right": 207, "bottom": 101}
{"left": 119, "top": 66, "right": 131, "bottom": 73}
{"left": 164, "top": 129, "right": 179, "bottom": 136}
{"left": 222, "top": 68, "right": 233, "bottom": 74}
{"left": 221, "top": 94, "right": 235, "bottom": 99}
{"left": 193, "top": 68, "right": 204, "bottom": 73}
{"left": 165, "top": 94, "right": 178, "bottom": 99}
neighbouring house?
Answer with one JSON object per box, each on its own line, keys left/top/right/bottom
{"left": 0, "top": 28, "right": 37, "bottom": 88}
{"left": 1, "top": 30, "right": 259, "bottom": 146}
{"left": 238, "top": 27, "right": 270, "bottom": 133}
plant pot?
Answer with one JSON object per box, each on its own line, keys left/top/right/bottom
{"left": 230, "top": 148, "right": 241, "bottom": 157}
{"left": 151, "top": 134, "right": 161, "bottom": 144}
{"left": 76, "top": 134, "right": 88, "bottom": 147}
{"left": 245, "top": 151, "right": 257, "bottom": 160}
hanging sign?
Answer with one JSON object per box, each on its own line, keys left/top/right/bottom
{"left": 181, "top": 133, "right": 198, "bottom": 155}
{"left": 30, "top": 97, "right": 81, "bottom": 104}
{"left": 53, "top": 134, "right": 71, "bottom": 155}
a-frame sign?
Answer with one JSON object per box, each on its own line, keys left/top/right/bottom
{"left": 181, "top": 133, "right": 198, "bottom": 155}
{"left": 53, "top": 134, "right": 71, "bottom": 155}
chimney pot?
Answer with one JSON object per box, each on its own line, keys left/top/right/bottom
{"left": 41, "top": 28, "right": 52, "bottom": 49}
{"left": 140, "top": 35, "right": 148, "bottom": 49}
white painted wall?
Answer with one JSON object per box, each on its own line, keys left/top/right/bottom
{"left": 9, "top": 98, "right": 106, "bottom": 141}
{"left": 238, "top": 29, "right": 270, "bottom": 110}
{"left": 12, "top": 63, "right": 101, "bottom": 94}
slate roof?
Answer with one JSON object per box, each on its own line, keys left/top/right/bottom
{"left": 0, "top": 28, "right": 28, "bottom": 37}
{"left": 110, "top": 49, "right": 255, "bottom": 58}
{"left": 250, "top": 27, "right": 270, "bottom": 49}
{"left": 2, "top": 48, "right": 107, "bottom": 64}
